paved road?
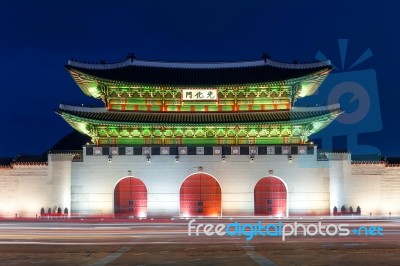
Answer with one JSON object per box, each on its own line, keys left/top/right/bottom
{"left": 0, "top": 217, "right": 398, "bottom": 245}
{"left": 0, "top": 218, "right": 399, "bottom": 265}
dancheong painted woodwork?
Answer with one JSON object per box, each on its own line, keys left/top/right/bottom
{"left": 57, "top": 56, "right": 340, "bottom": 145}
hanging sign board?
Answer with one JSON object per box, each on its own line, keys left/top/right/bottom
{"left": 182, "top": 89, "right": 218, "bottom": 101}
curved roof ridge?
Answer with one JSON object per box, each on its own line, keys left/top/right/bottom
{"left": 292, "top": 104, "right": 341, "bottom": 112}
{"left": 67, "top": 57, "right": 331, "bottom": 70}
{"left": 59, "top": 104, "right": 107, "bottom": 112}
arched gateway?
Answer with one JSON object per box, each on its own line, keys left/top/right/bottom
{"left": 254, "top": 176, "right": 287, "bottom": 216}
{"left": 114, "top": 177, "right": 147, "bottom": 218}
{"left": 180, "top": 173, "right": 221, "bottom": 217}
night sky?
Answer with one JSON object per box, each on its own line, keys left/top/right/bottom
{"left": 1, "top": 0, "right": 399, "bottom": 157}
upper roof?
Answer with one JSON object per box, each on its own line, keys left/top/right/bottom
{"left": 66, "top": 57, "right": 332, "bottom": 87}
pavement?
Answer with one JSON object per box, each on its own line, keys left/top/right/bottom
{"left": 0, "top": 217, "right": 399, "bottom": 265}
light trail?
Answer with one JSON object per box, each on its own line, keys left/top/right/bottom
{"left": 0, "top": 218, "right": 398, "bottom": 245}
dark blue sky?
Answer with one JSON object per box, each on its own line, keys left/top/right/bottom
{"left": 0, "top": 0, "right": 399, "bottom": 157}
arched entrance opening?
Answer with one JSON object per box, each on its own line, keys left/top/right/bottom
{"left": 180, "top": 173, "right": 221, "bottom": 217}
{"left": 254, "top": 176, "right": 287, "bottom": 216}
{"left": 114, "top": 177, "right": 147, "bottom": 218}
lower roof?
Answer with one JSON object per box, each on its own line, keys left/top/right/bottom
{"left": 57, "top": 104, "right": 341, "bottom": 126}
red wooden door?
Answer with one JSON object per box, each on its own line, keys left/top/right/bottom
{"left": 254, "top": 177, "right": 287, "bottom": 216}
{"left": 114, "top": 177, "right": 147, "bottom": 218}
{"left": 180, "top": 173, "right": 221, "bottom": 217}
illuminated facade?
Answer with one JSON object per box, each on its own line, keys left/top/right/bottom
{"left": 1, "top": 56, "right": 399, "bottom": 218}
{"left": 58, "top": 56, "right": 339, "bottom": 146}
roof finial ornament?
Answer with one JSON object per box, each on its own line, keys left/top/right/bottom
{"left": 127, "top": 53, "right": 136, "bottom": 62}
{"left": 262, "top": 52, "right": 270, "bottom": 63}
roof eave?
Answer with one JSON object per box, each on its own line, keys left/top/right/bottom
{"left": 65, "top": 67, "right": 103, "bottom": 99}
